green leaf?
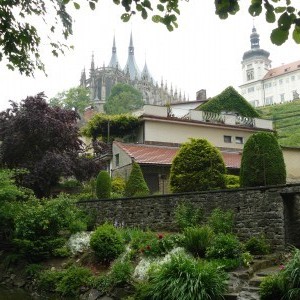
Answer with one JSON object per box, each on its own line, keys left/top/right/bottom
{"left": 266, "top": 10, "right": 276, "bottom": 23}
{"left": 278, "top": 12, "right": 292, "bottom": 30}
{"left": 287, "top": 6, "right": 295, "bottom": 13}
{"left": 73, "top": 2, "right": 80, "bottom": 9}
{"left": 152, "top": 15, "right": 162, "bottom": 23}
{"left": 141, "top": 8, "right": 148, "bottom": 19}
{"left": 292, "top": 25, "right": 300, "bottom": 44}
{"left": 121, "top": 13, "right": 131, "bottom": 22}
{"left": 275, "top": 7, "right": 286, "bottom": 13}
{"left": 157, "top": 4, "right": 164, "bottom": 12}
{"left": 248, "top": 2, "right": 262, "bottom": 17}
{"left": 270, "top": 27, "right": 289, "bottom": 45}
{"left": 89, "top": 2, "right": 96, "bottom": 10}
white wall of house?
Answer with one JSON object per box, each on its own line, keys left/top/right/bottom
{"left": 142, "top": 118, "right": 264, "bottom": 149}
{"left": 282, "top": 147, "right": 300, "bottom": 183}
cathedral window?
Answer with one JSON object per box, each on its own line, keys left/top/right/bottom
{"left": 247, "top": 69, "right": 254, "bottom": 81}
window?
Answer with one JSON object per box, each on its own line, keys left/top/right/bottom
{"left": 265, "top": 96, "right": 273, "bottom": 105}
{"left": 224, "top": 135, "right": 232, "bottom": 143}
{"left": 286, "top": 78, "right": 290, "bottom": 83}
{"left": 247, "top": 87, "right": 255, "bottom": 93}
{"left": 279, "top": 79, "right": 283, "bottom": 85}
{"left": 291, "top": 75, "right": 295, "bottom": 81}
{"left": 235, "top": 137, "right": 244, "bottom": 144}
{"left": 264, "top": 82, "right": 272, "bottom": 89}
{"left": 247, "top": 69, "right": 254, "bottom": 81}
{"left": 280, "top": 94, "right": 285, "bottom": 103}
{"left": 115, "top": 154, "right": 120, "bottom": 167}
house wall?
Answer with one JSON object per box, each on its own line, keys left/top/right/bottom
{"left": 143, "top": 119, "right": 259, "bottom": 149}
{"left": 282, "top": 147, "right": 300, "bottom": 183}
{"left": 111, "top": 143, "right": 133, "bottom": 180}
{"left": 78, "top": 184, "right": 300, "bottom": 251}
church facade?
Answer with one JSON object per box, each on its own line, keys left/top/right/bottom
{"left": 240, "top": 27, "right": 300, "bottom": 107}
{"left": 80, "top": 33, "right": 187, "bottom": 111}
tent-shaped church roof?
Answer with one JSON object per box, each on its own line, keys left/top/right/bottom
{"left": 197, "top": 86, "right": 260, "bottom": 118}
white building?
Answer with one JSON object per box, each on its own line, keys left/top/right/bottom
{"left": 240, "top": 27, "right": 300, "bottom": 107}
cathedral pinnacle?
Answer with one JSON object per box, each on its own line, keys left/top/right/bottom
{"left": 108, "top": 35, "right": 119, "bottom": 68}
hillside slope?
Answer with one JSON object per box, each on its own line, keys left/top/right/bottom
{"left": 257, "top": 100, "right": 300, "bottom": 147}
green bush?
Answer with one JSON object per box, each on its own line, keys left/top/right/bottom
{"left": 137, "top": 253, "right": 227, "bottom": 300}
{"left": 240, "top": 132, "right": 286, "bottom": 187}
{"left": 96, "top": 170, "right": 111, "bottom": 199}
{"left": 125, "top": 162, "right": 149, "bottom": 197}
{"left": 183, "top": 226, "right": 215, "bottom": 258}
{"left": 25, "top": 264, "right": 44, "bottom": 278}
{"left": 259, "top": 274, "right": 285, "bottom": 300}
{"left": 170, "top": 138, "right": 226, "bottom": 193}
{"left": 13, "top": 195, "right": 87, "bottom": 260}
{"left": 110, "top": 258, "right": 133, "bottom": 287}
{"left": 245, "top": 235, "right": 271, "bottom": 255}
{"left": 90, "top": 223, "right": 125, "bottom": 263}
{"left": 208, "top": 208, "right": 234, "bottom": 234}
{"left": 224, "top": 174, "right": 240, "bottom": 189}
{"left": 206, "top": 234, "right": 243, "bottom": 260}
{"left": 112, "top": 176, "right": 126, "bottom": 195}
{"left": 174, "top": 202, "right": 203, "bottom": 231}
{"left": 38, "top": 269, "right": 65, "bottom": 292}
{"left": 56, "top": 266, "right": 92, "bottom": 296}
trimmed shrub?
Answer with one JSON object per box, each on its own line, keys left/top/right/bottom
{"left": 183, "top": 226, "right": 215, "bottom": 258}
{"left": 208, "top": 208, "right": 234, "bottom": 234}
{"left": 224, "top": 174, "right": 240, "bottom": 189}
{"left": 90, "top": 223, "right": 125, "bottom": 263}
{"left": 110, "top": 258, "right": 133, "bottom": 287}
{"left": 245, "top": 235, "right": 270, "bottom": 255}
{"left": 206, "top": 234, "right": 243, "bottom": 260}
{"left": 240, "top": 132, "right": 286, "bottom": 187}
{"left": 174, "top": 202, "right": 203, "bottom": 231}
{"left": 111, "top": 176, "right": 126, "bottom": 195}
{"left": 96, "top": 170, "right": 111, "bottom": 199}
{"left": 124, "top": 162, "right": 149, "bottom": 197}
{"left": 137, "top": 253, "right": 227, "bottom": 300}
{"left": 170, "top": 138, "right": 226, "bottom": 193}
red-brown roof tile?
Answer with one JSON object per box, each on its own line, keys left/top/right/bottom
{"left": 114, "top": 142, "right": 241, "bottom": 169}
{"left": 263, "top": 60, "right": 300, "bottom": 80}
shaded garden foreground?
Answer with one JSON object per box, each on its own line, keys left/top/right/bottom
{"left": 79, "top": 183, "right": 300, "bottom": 251}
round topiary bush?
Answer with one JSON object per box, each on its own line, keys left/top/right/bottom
{"left": 96, "top": 170, "right": 111, "bottom": 199}
{"left": 240, "top": 132, "right": 286, "bottom": 187}
{"left": 170, "top": 138, "right": 226, "bottom": 193}
{"left": 124, "top": 162, "right": 149, "bottom": 197}
{"left": 90, "top": 223, "right": 125, "bottom": 263}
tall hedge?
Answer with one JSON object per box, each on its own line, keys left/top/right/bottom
{"left": 96, "top": 170, "right": 111, "bottom": 199}
{"left": 124, "top": 162, "right": 149, "bottom": 197}
{"left": 170, "top": 138, "right": 226, "bottom": 193}
{"left": 240, "top": 132, "right": 286, "bottom": 187}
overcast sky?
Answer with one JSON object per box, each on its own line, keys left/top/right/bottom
{"left": 0, "top": 1, "right": 299, "bottom": 111}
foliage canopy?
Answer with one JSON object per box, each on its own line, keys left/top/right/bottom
{"left": 170, "top": 138, "right": 226, "bottom": 193}
{"left": 49, "top": 86, "right": 90, "bottom": 114}
{"left": 240, "top": 132, "right": 286, "bottom": 187}
{"left": 82, "top": 113, "right": 141, "bottom": 142}
{"left": 2, "top": 1, "right": 300, "bottom": 75}
{"left": 104, "top": 83, "right": 144, "bottom": 115}
{"left": 198, "top": 86, "right": 260, "bottom": 118}
{"left": 0, "top": 94, "right": 83, "bottom": 197}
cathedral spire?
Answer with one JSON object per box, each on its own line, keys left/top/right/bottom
{"left": 108, "top": 34, "right": 119, "bottom": 68}
{"left": 124, "top": 31, "right": 140, "bottom": 80}
{"left": 80, "top": 68, "right": 86, "bottom": 86}
{"left": 90, "top": 52, "right": 95, "bottom": 70}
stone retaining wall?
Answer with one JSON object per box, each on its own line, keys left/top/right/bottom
{"left": 78, "top": 184, "right": 300, "bottom": 251}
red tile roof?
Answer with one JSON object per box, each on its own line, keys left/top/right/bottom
{"left": 114, "top": 142, "right": 241, "bottom": 169}
{"left": 263, "top": 60, "right": 300, "bottom": 80}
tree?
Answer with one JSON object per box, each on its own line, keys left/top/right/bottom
{"left": 49, "top": 86, "right": 91, "bottom": 114}
{"left": 124, "top": 162, "right": 149, "bottom": 197}
{"left": 104, "top": 83, "right": 144, "bottom": 115}
{"left": 240, "top": 132, "right": 286, "bottom": 187}
{"left": 2, "top": 1, "right": 299, "bottom": 76}
{"left": 170, "top": 138, "right": 226, "bottom": 193}
{"left": 0, "top": 93, "right": 83, "bottom": 197}
{"left": 96, "top": 170, "right": 111, "bottom": 199}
